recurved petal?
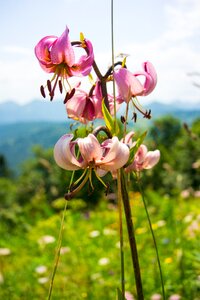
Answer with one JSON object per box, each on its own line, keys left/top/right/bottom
{"left": 78, "top": 134, "right": 103, "bottom": 163}
{"left": 135, "top": 144, "right": 148, "bottom": 164}
{"left": 54, "top": 134, "right": 84, "bottom": 170}
{"left": 35, "top": 35, "right": 57, "bottom": 63}
{"left": 123, "top": 131, "right": 135, "bottom": 146}
{"left": 134, "top": 61, "right": 157, "bottom": 96}
{"left": 114, "top": 68, "right": 144, "bottom": 102}
{"left": 66, "top": 90, "right": 87, "bottom": 121}
{"left": 99, "top": 137, "right": 130, "bottom": 171}
{"left": 143, "top": 61, "right": 157, "bottom": 95}
{"left": 50, "top": 26, "right": 75, "bottom": 66}
{"left": 142, "top": 149, "right": 160, "bottom": 169}
{"left": 70, "top": 39, "right": 94, "bottom": 76}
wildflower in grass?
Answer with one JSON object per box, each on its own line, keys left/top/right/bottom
{"left": 89, "top": 230, "right": 100, "bottom": 238}
{"left": 35, "top": 265, "right": 47, "bottom": 274}
{"left": 38, "top": 235, "right": 56, "bottom": 245}
{"left": 103, "top": 228, "right": 117, "bottom": 236}
{"left": 125, "top": 291, "right": 135, "bottom": 300}
{"left": 38, "top": 277, "right": 49, "bottom": 284}
{"left": 169, "top": 294, "right": 181, "bottom": 300}
{"left": 60, "top": 246, "right": 71, "bottom": 254}
{"left": 151, "top": 294, "right": 162, "bottom": 300}
{"left": 0, "top": 248, "right": 11, "bottom": 256}
{"left": 35, "top": 26, "right": 94, "bottom": 100}
{"left": 98, "top": 257, "right": 110, "bottom": 266}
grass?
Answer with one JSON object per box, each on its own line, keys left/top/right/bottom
{"left": 0, "top": 191, "right": 200, "bottom": 299}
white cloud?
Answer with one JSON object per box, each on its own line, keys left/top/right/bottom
{"left": 0, "top": 0, "right": 200, "bottom": 106}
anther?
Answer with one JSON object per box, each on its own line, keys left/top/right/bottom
{"left": 63, "top": 92, "right": 69, "bottom": 104}
{"left": 68, "top": 88, "right": 76, "bottom": 99}
{"left": 47, "top": 80, "right": 52, "bottom": 93}
{"left": 132, "top": 112, "right": 137, "bottom": 123}
{"left": 144, "top": 109, "right": 151, "bottom": 119}
{"left": 120, "top": 116, "right": 126, "bottom": 124}
{"left": 40, "top": 85, "right": 46, "bottom": 98}
{"left": 59, "top": 80, "right": 63, "bottom": 93}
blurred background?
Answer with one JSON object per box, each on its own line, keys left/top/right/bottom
{"left": 0, "top": 0, "right": 200, "bottom": 299}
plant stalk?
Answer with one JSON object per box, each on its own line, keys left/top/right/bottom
{"left": 120, "top": 169, "right": 144, "bottom": 300}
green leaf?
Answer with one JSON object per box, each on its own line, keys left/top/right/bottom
{"left": 102, "top": 99, "right": 119, "bottom": 135}
{"left": 126, "top": 131, "right": 147, "bottom": 166}
{"left": 117, "top": 288, "right": 126, "bottom": 300}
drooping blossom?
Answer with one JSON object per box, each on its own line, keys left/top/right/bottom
{"left": 35, "top": 26, "right": 94, "bottom": 99}
{"left": 123, "top": 131, "right": 160, "bottom": 172}
{"left": 54, "top": 133, "right": 130, "bottom": 176}
{"left": 66, "top": 81, "right": 123, "bottom": 123}
{"left": 125, "top": 144, "right": 160, "bottom": 172}
{"left": 113, "top": 61, "right": 157, "bottom": 103}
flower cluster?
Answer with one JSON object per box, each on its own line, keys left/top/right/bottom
{"left": 35, "top": 26, "right": 160, "bottom": 197}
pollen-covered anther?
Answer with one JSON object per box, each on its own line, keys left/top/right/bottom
{"left": 59, "top": 80, "right": 63, "bottom": 94}
{"left": 63, "top": 88, "right": 76, "bottom": 104}
{"left": 40, "top": 85, "right": 46, "bottom": 98}
{"left": 47, "top": 80, "right": 52, "bottom": 94}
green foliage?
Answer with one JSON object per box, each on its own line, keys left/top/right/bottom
{"left": 0, "top": 191, "right": 200, "bottom": 299}
{"left": 0, "top": 115, "right": 200, "bottom": 299}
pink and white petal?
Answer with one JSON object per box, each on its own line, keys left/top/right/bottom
{"left": 54, "top": 134, "right": 84, "bottom": 170}
{"left": 135, "top": 144, "right": 148, "bottom": 164}
{"left": 142, "top": 150, "right": 160, "bottom": 169}
{"left": 50, "top": 26, "right": 75, "bottom": 66}
{"left": 99, "top": 137, "right": 130, "bottom": 171}
{"left": 78, "top": 134, "right": 103, "bottom": 163}
{"left": 122, "top": 131, "right": 135, "bottom": 146}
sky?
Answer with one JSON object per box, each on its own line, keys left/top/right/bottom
{"left": 1, "top": 0, "right": 200, "bottom": 107}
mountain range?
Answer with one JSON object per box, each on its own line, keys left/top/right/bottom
{"left": 0, "top": 100, "right": 199, "bottom": 174}
{"left": 0, "top": 99, "right": 200, "bottom": 124}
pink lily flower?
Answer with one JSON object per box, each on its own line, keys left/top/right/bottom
{"left": 113, "top": 61, "right": 157, "bottom": 103}
{"left": 125, "top": 144, "right": 160, "bottom": 173}
{"left": 35, "top": 26, "right": 94, "bottom": 100}
{"left": 54, "top": 133, "right": 130, "bottom": 175}
{"left": 35, "top": 26, "right": 94, "bottom": 76}
{"left": 66, "top": 81, "right": 122, "bottom": 123}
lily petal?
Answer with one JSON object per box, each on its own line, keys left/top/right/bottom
{"left": 98, "top": 137, "right": 130, "bottom": 171}
{"left": 142, "top": 149, "right": 160, "bottom": 169}
{"left": 78, "top": 134, "right": 103, "bottom": 163}
{"left": 50, "top": 26, "right": 75, "bottom": 66}
{"left": 134, "top": 61, "right": 157, "bottom": 96}
{"left": 54, "top": 134, "right": 85, "bottom": 170}
{"left": 34, "top": 36, "right": 57, "bottom": 73}
{"left": 70, "top": 39, "right": 94, "bottom": 76}
{"left": 114, "top": 68, "right": 144, "bottom": 102}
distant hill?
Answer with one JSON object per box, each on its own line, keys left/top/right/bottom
{"left": 0, "top": 122, "right": 70, "bottom": 174}
{"left": 0, "top": 100, "right": 200, "bottom": 173}
{"left": 0, "top": 99, "right": 200, "bottom": 124}
{"left": 0, "top": 100, "right": 67, "bottom": 123}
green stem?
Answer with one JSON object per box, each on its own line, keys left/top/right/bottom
{"left": 137, "top": 181, "right": 166, "bottom": 300}
{"left": 111, "top": 0, "right": 117, "bottom": 132}
{"left": 120, "top": 169, "right": 144, "bottom": 300}
{"left": 47, "top": 200, "right": 68, "bottom": 300}
{"left": 117, "top": 170, "right": 125, "bottom": 298}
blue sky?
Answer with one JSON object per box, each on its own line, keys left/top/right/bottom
{"left": 1, "top": 0, "right": 200, "bottom": 107}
